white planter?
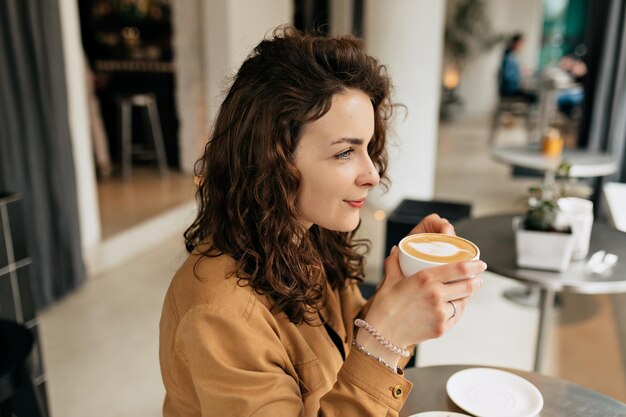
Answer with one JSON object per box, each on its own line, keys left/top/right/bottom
{"left": 513, "top": 216, "right": 575, "bottom": 272}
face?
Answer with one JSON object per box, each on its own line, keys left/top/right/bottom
{"left": 293, "top": 88, "right": 380, "bottom": 232}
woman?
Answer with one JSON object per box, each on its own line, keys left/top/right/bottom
{"left": 159, "top": 27, "right": 486, "bottom": 417}
{"left": 499, "top": 33, "right": 537, "bottom": 104}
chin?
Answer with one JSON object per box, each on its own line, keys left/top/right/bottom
{"left": 313, "top": 213, "right": 361, "bottom": 233}
{"left": 333, "top": 217, "right": 361, "bottom": 233}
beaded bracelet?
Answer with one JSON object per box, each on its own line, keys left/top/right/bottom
{"left": 354, "top": 318, "right": 411, "bottom": 357}
{"left": 352, "top": 339, "right": 402, "bottom": 374}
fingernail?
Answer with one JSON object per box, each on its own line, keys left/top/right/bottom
{"left": 391, "top": 245, "right": 398, "bottom": 254}
{"left": 481, "top": 262, "right": 488, "bottom": 270}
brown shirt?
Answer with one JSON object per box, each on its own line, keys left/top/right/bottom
{"left": 159, "top": 252, "right": 412, "bottom": 417}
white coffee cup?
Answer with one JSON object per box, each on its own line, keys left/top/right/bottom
{"left": 556, "top": 197, "right": 593, "bottom": 261}
{"left": 398, "top": 233, "right": 480, "bottom": 277}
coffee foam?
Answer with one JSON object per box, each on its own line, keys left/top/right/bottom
{"left": 401, "top": 234, "right": 477, "bottom": 263}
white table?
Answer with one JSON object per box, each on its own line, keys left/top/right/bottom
{"left": 490, "top": 145, "right": 618, "bottom": 178}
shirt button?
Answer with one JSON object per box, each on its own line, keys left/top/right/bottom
{"left": 392, "top": 384, "right": 403, "bottom": 399}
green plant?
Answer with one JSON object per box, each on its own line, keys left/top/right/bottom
{"left": 524, "top": 161, "right": 592, "bottom": 232}
{"left": 444, "top": 0, "right": 504, "bottom": 71}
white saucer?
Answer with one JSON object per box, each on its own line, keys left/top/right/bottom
{"left": 446, "top": 368, "right": 544, "bottom": 417}
{"left": 408, "top": 412, "right": 471, "bottom": 417}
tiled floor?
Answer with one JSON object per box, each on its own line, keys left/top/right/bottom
{"left": 39, "top": 234, "right": 186, "bottom": 417}
{"left": 38, "top": 118, "right": 626, "bottom": 417}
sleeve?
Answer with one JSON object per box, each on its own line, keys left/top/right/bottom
{"left": 319, "top": 346, "right": 413, "bottom": 417}
{"left": 176, "top": 304, "right": 412, "bottom": 417}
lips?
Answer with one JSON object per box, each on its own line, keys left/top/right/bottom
{"left": 344, "top": 198, "right": 366, "bottom": 209}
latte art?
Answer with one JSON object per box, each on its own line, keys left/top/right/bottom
{"left": 400, "top": 233, "right": 478, "bottom": 263}
{"left": 407, "top": 241, "right": 474, "bottom": 258}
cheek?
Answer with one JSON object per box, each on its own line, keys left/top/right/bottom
{"left": 311, "top": 168, "right": 353, "bottom": 201}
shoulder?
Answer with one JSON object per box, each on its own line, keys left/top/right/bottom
{"left": 160, "top": 252, "right": 285, "bottom": 359}
{"left": 164, "top": 251, "right": 272, "bottom": 323}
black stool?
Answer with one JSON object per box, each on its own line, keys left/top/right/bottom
{"left": 117, "top": 94, "right": 169, "bottom": 180}
{"left": 0, "top": 320, "right": 44, "bottom": 417}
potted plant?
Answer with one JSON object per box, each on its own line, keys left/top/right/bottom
{"left": 514, "top": 162, "right": 592, "bottom": 271}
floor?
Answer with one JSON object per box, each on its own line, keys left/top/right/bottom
{"left": 38, "top": 117, "right": 626, "bottom": 417}
{"left": 97, "top": 167, "right": 196, "bottom": 238}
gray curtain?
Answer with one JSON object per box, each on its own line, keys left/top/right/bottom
{"left": 0, "top": 0, "right": 86, "bottom": 308}
{"left": 587, "top": 0, "right": 626, "bottom": 183}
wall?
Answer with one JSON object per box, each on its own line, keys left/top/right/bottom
{"left": 172, "top": 0, "right": 208, "bottom": 174}
{"left": 354, "top": 0, "right": 445, "bottom": 277}
{"left": 455, "top": 0, "right": 544, "bottom": 119}
{"left": 58, "top": 0, "right": 101, "bottom": 271}
{"left": 365, "top": 0, "right": 446, "bottom": 210}
{"left": 174, "top": 0, "right": 293, "bottom": 174}
{"left": 330, "top": 0, "right": 354, "bottom": 35}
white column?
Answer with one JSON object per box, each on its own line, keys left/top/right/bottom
{"left": 58, "top": 0, "right": 101, "bottom": 271}
{"left": 355, "top": 1, "right": 445, "bottom": 280}
{"left": 202, "top": 0, "right": 293, "bottom": 152}
{"left": 330, "top": 0, "right": 354, "bottom": 36}
{"left": 365, "top": 0, "right": 446, "bottom": 211}
{"left": 172, "top": 0, "right": 208, "bottom": 174}
{"left": 175, "top": 0, "right": 292, "bottom": 173}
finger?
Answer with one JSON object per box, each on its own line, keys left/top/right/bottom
{"left": 446, "top": 300, "right": 458, "bottom": 321}
{"left": 406, "top": 213, "right": 442, "bottom": 235}
{"left": 417, "top": 260, "right": 487, "bottom": 284}
{"left": 440, "top": 220, "right": 456, "bottom": 236}
{"left": 446, "top": 297, "right": 470, "bottom": 328}
{"left": 381, "top": 246, "right": 404, "bottom": 286}
{"left": 429, "top": 215, "right": 455, "bottom": 235}
{"left": 441, "top": 277, "right": 483, "bottom": 301}
{"left": 420, "top": 213, "right": 444, "bottom": 234}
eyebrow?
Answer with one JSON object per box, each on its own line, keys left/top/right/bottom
{"left": 330, "top": 138, "right": 365, "bottom": 146}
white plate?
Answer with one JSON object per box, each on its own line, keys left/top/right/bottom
{"left": 446, "top": 368, "right": 544, "bottom": 417}
{"left": 408, "top": 412, "right": 471, "bottom": 417}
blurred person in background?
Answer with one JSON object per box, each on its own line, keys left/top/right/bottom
{"left": 557, "top": 44, "right": 588, "bottom": 119}
{"left": 499, "top": 33, "right": 538, "bottom": 104}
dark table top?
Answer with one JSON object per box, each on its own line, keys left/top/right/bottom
{"left": 400, "top": 365, "right": 626, "bottom": 417}
{"left": 454, "top": 214, "right": 626, "bottom": 294}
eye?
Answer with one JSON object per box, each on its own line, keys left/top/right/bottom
{"left": 334, "top": 148, "right": 354, "bottom": 160}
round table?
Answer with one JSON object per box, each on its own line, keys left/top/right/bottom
{"left": 455, "top": 214, "right": 626, "bottom": 372}
{"left": 490, "top": 145, "right": 618, "bottom": 178}
{"left": 400, "top": 365, "right": 626, "bottom": 417}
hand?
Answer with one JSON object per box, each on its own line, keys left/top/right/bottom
{"left": 358, "top": 247, "right": 486, "bottom": 360}
{"left": 408, "top": 213, "right": 455, "bottom": 236}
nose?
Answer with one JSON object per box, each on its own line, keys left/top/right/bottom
{"left": 356, "top": 155, "right": 380, "bottom": 188}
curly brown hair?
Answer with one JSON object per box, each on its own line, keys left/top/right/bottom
{"left": 184, "top": 26, "right": 392, "bottom": 324}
